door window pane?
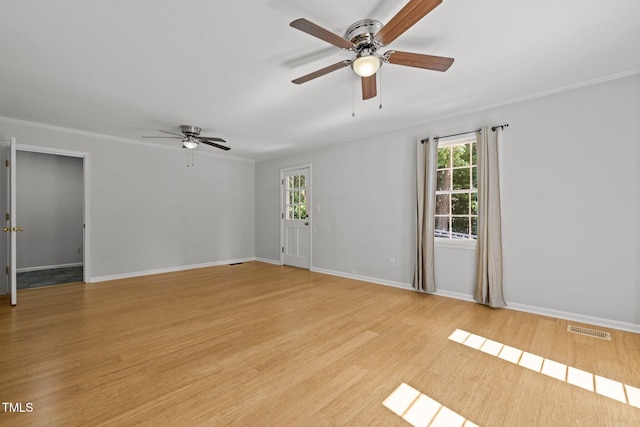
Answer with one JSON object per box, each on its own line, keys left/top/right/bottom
{"left": 285, "top": 173, "right": 308, "bottom": 220}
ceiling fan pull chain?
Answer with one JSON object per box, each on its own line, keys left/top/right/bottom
{"left": 352, "top": 74, "right": 356, "bottom": 118}
{"left": 379, "top": 67, "right": 383, "bottom": 110}
{"left": 187, "top": 150, "right": 194, "bottom": 167}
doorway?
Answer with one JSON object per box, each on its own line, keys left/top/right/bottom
{"left": 3, "top": 141, "right": 91, "bottom": 300}
{"left": 281, "top": 165, "right": 311, "bottom": 269}
{"left": 16, "top": 150, "right": 84, "bottom": 289}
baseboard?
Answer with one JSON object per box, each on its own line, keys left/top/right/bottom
{"left": 308, "top": 268, "right": 640, "bottom": 333}
{"left": 310, "top": 266, "right": 413, "bottom": 291}
{"left": 255, "top": 258, "right": 283, "bottom": 266}
{"left": 17, "top": 263, "right": 83, "bottom": 273}
{"left": 433, "top": 289, "right": 476, "bottom": 303}
{"left": 505, "top": 301, "right": 640, "bottom": 334}
{"left": 432, "top": 289, "right": 640, "bottom": 334}
{"left": 90, "top": 257, "right": 256, "bottom": 283}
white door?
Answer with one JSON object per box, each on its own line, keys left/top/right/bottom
{"left": 5, "top": 137, "right": 17, "bottom": 305}
{"left": 282, "top": 167, "right": 310, "bottom": 269}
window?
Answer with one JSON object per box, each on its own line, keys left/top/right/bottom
{"left": 285, "top": 174, "right": 307, "bottom": 220}
{"left": 435, "top": 137, "right": 477, "bottom": 240}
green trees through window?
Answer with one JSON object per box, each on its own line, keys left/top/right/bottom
{"left": 286, "top": 174, "right": 307, "bottom": 220}
{"left": 435, "top": 140, "right": 478, "bottom": 240}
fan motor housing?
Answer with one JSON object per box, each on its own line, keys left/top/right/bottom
{"left": 346, "top": 19, "right": 384, "bottom": 51}
{"left": 180, "top": 125, "right": 201, "bottom": 137}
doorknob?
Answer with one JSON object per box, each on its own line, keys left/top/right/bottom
{"left": 2, "top": 227, "right": 9, "bottom": 232}
{"left": 304, "top": 222, "right": 309, "bottom": 226}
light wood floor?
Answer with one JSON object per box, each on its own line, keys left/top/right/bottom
{"left": 1, "top": 262, "right": 638, "bottom": 426}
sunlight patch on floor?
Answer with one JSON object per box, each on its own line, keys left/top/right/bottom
{"left": 626, "top": 384, "right": 640, "bottom": 408}
{"left": 448, "top": 329, "right": 639, "bottom": 408}
{"left": 383, "top": 382, "right": 479, "bottom": 427}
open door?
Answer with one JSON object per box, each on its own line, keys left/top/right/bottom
{"left": 4, "top": 137, "right": 18, "bottom": 305}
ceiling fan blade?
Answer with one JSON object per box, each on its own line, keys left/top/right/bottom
{"left": 386, "top": 50, "right": 454, "bottom": 71}
{"left": 375, "top": 0, "right": 442, "bottom": 46}
{"left": 199, "top": 140, "right": 231, "bottom": 151}
{"left": 282, "top": 46, "right": 336, "bottom": 69}
{"left": 141, "top": 136, "right": 181, "bottom": 139}
{"left": 199, "top": 136, "right": 227, "bottom": 143}
{"left": 361, "top": 75, "right": 377, "bottom": 100}
{"left": 158, "top": 129, "right": 186, "bottom": 137}
{"left": 292, "top": 60, "right": 351, "bottom": 84}
{"left": 290, "top": 18, "right": 354, "bottom": 50}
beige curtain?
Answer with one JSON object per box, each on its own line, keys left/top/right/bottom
{"left": 474, "top": 127, "right": 506, "bottom": 307}
{"left": 415, "top": 138, "right": 437, "bottom": 293}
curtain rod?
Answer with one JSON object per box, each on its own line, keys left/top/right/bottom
{"left": 420, "top": 123, "right": 509, "bottom": 144}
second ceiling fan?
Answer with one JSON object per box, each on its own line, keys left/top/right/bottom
{"left": 142, "top": 125, "right": 229, "bottom": 151}
{"left": 290, "top": 0, "right": 454, "bottom": 100}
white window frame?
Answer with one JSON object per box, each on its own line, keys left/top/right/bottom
{"left": 434, "top": 135, "right": 477, "bottom": 250}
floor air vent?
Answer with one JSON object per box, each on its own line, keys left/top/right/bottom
{"left": 567, "top": 325, "right": 611, "bottom": 340}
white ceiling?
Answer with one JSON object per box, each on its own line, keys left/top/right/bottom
{"left": 1, "top": 0, "right": 639, "bottom": 160}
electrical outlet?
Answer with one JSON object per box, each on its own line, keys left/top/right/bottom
{"left": 389, "top": 257, "right": 396, "bottom": 267}
{"left": 76, "top": 248, "right": 82, "bottom": 254}
{"left": 187, "top": 248, "right": 193, "bottom": 256}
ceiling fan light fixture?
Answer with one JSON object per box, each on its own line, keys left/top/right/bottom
{"left": 352, "top": 54, "right": 381, "bottom": 77}
{"left": 182, "top": 138, "right": 199, "bottom": 150}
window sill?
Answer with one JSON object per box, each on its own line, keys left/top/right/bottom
{"left": 435, "top": 238, "right": 477, "bottom": 251}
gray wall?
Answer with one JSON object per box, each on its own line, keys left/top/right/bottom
{"left": 16, "top": 150, "right": 84, "bottom": 270}
{"left": 0, "top": 122, "right": 255, "bottom": 280}
{"left": 255, "top": 132, "right": 415, "bottom": 284}
{"left": 256, "top": 74, "right": 640, "bottom": 329}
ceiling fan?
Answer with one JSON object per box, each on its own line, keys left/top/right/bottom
{"left": 290, "top": 0, "right": 454, "bottom": 100}
{"left": 142, "top": 125, "right": 229, "bottom": 151}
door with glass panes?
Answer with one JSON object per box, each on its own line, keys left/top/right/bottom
{"left": 282, "top": 167, "right": 310, "bottom": 269}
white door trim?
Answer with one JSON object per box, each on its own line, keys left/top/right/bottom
{"left": 280, "top": 164, "right": 312, "bottom": 268}
{"left": 16, "top": 144, "right": 92, "bottom": 283}
{"left": 8, "top": 138, "right": 17, "bottom": 304}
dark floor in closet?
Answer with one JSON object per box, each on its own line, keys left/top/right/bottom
{"left": 17, "top": 266, "right": 84, "bottom": 289}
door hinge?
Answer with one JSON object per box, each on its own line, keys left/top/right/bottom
{"left": 5, "top": 267, "right": 9, "bottom": 275}
{"left": 281, "top": 213, "right": 284, "bottom": 219}
{"left": 5, "top": 213, "right": 9, "bottom": 221}
{"left": 282, "top": 247, "right": 284, "bottom": 253}
{"left": 5, "top": 159, "right": 9, "bottom": 167}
